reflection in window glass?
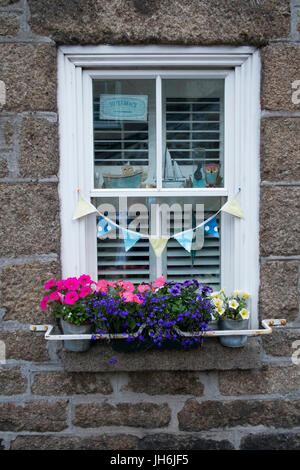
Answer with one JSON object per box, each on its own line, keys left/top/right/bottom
{"left": 162, "top": 79, "right": 224, "bottom": 189}
{"left": 93, "top": 79, "right": 156, "bottom": 189}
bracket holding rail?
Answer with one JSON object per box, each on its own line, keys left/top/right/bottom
{"left": 30, "top": 319, "right": 287, "bottom": 341}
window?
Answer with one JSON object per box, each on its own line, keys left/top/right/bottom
{"left": 58, "top": 46, "right": 260, "bottom": 327}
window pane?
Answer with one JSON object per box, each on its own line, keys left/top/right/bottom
{"left": 162, "top": 79, "right": 224, "bottom": 189}
{"left": 93, "top": 79, "right": 156, "bottom": 189}
{"left": 94, "top": 196, "right": 221, "bottom": 289}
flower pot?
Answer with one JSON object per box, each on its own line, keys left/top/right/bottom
{"left": 219, "top": 318, "right": 249, "bottom": 348}
{"left": 60, "top": 319, "right": 93, "bottom": 352}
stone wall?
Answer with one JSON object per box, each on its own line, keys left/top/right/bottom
{"left": 0, "top": 0, "right": 300, "bottom": 450}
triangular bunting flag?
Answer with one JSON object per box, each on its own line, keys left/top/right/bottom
{"left": 97, "top": 216, "right": 117, "bottom": 237}
{"left": 201, "top": 217, "right": 219, "bottom": 238}
{"left": 72, "top": 195, "right": 97, "bottom": 220}
{"left": 149, "top": 236, "right": 169, "bottom": 258}
{"left": 174, "top": 229, "right": 194, "bottom": 253}
{"left": 121, "top": 228, "right": 141, "bottom": 252}
{"left": 221, "top": 198, "right": 244, "bottom": 219}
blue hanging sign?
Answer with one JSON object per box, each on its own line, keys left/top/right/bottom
{"left": 99, "top": 94, "right": 148, "bottom": 121}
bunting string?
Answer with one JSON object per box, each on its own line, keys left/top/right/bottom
{"left": 72, "top": 188, "right": 244, "bottom": 256}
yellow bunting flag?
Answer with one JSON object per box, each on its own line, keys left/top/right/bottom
{"left": 72, "top": 195, "right": 97, "bottom": 220}
{"left": 221, "top": 198, "right": 244, "bottom": 219}
{"left": 149, "top": 236, "right": 169, "bottom": 258}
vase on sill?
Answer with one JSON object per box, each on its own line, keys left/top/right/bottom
{"left": 219, "top": 318, "right": 249, "bottom": 348}
{"left": 60, "top": 319, "right": 93, "bottom": 352}
{"left": 207, "top": 320, "right": 220, "bottom": 331}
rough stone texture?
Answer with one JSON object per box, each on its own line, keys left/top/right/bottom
{"left": 0, "top": 0, "right": 20, "bottom": 5}
{"left": 260, "top": 118, "right": 300, "bottom": 182}
{"left": 262, "top": 328, "right": 300, "bottom": 357}
{"left": 27, "top": 0, "right": 290, "bottom": 46}
{"left": 0, "top": 330, "right": 50, "bottom": 362}
{"left": 0, "top": 183, "right": 60, "bottom": 257}
{"left": 0, "top": 400, "right": 67, "bottom": 432}
{"left": 0, "top": 13, "right": 18, "bottom": 36}
{"left": 74, "top": 401, "right": 171, "bottom": 428}
{"left": 219, "top": 364, "right": 300, "bottom": 395}
{"left": 0, "top": 367, "right": 27, "bottom": 395}
{"left": 62, "top": 338, "right": 261, "bottom": 372}
{"left": 19, "top": 117, "right": 59, "bottom": 178}
{"left": 261, "top": 46, "right": 300, "bottom": 111}
{"left": 0, "top": 115, "right": 14, "bottom": 151}
{"left": 10, "top": 434, "right": 139, "bottom": 450}
{"left": 0, "top": 158, "right": 8, "bottom": 177}
{"left": 259, "top": 261, "right": 299, "bottom": 322}
{"left": 138, "top": 433, "right": 234, "bottom": 450}
{"left": 0, "top": 44, "right": 57, "bottom": 112}
{"left": 31, "top": 371, "right": 113, "bottom": 395}
{"left": 178, "top": 399, "right": 300, "bottom": 431}
{"left": 1, "top": 261, "right": 60, "bottom": 324}
{"left": 240, "top": 432, "right": 300, "bottom": 450}
{"left": 123, "top": 371, "right": 204, "bottom": 396}
{"left": 260, "top": 187, "right": 300, "bottom": 256}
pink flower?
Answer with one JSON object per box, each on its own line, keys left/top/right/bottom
{"left": 79, "top": 286, "right": 92, "bottom": 298}
{"left": 122, "top": 291, "right": 135, "bottom": 302}
{"left": 49, "top": 290, "right": 61, "bottom": 301}
{"left": 40, "top": 296, "right": 49, "bottom": 310}
{"left": 138, "top": 284, "right": 150, "bottom": 293}
{"left": 154, "top": 276, "right": 166, "bottom": 288}
{"left": 119, "top": 281, "right": 135, "bottom": 292}
{"left": 44, "top": 278, "right": 56, "bottom": 290}
{"left": 133, "top": 294, "right": 144, "bottom": 304}
{"left": 95, "top": 279, "right": 108, "bottom": 293}
{"left": 78, "top": 274, "right": 92, "bottom": 286}
{"left": 64, "top": 277, "right": 80, "bottom": 290}
{"left": 107, "top": 281, "right": 117, "bottom": 288}
{"left": 64, "top": 291, "right": 79, "bottom": 305}
{"left": 56, "top": 280, "right": 66, "bottom": 291}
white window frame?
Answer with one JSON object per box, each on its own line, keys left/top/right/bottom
{"left": 58, "top": 45, "right": 261, "bottom": 328}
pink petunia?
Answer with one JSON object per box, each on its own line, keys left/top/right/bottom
{"left": 56, "top": 280, "right": 66, "bottom": 291}
{"left": 64, "top": 277, "right": 80, "bottom": 291}
{"left": 119, "top": 281, "right": 135, "bottom": 292}
{"left": 107, "top": 281, "right": 117, "bottom": 288}
{"left": 122, "top": 291, "right": 135, "bottom": 302}
{"left": 154, "top": 276, "right": 166, "bottom": 288}
{"left": 78, "top": 274, "right": 92, "bottom": 286}
{"left": 95, "top": 279, "right": 108, "bottom": 293}
{"left": 64, "top": 291, "right": 79, "bottom": 305}
{"left": 138, "top": 284, "right": 150, "bottom": 293}
{"left": 44, "top": 278, "right": 56, "bottom": 290}
{"left": 133, "top": 294, "right": 144, "bottom": 304}
{"left": 79, "top": 286, "right": 92, "bottom": 298}
{"left": 40, "top": 296, "right": 49, "bottom": 310}
{"left": 49, "top": 290, "right": 61, "bottom": 301}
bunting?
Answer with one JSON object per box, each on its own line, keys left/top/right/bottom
{"left": 221, "top": 198, "right": 244, "bottom": 219}
{"left": 173, "top": 229, "right": 194, "bottom": 253}
{"left": 72, "top": 194, "right": 97, "bottom": 220}
{"left": 121, "top": 228, "right": 142, "bottom": 252}
{"left": 149, "top": 236, "right": 169, "bottom": 258}
{"left": 201, "top": 216, "right": 220, "bottom": 238}
{"left": 97, "top": 216, "right": 117, "bottom": 237}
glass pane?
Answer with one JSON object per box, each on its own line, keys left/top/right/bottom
{"left": 93, "top": 196, "right": 221, "bottom": 289}
{"left": 93, "top": 79, "right": 156, "bottom": 189}
{"left": 162, "top": 79, "right": 224, "bottom": 189}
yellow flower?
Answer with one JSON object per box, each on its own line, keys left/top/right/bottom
{"left": 229, "top": 299, "right": 239, "bottom": 310}
{"left": 240, "top": 308, "right": 250, "bottom": 319}
{"left": 241, "top": 291, "right": 250, "bottom": 299}
{"left": 216, "top": 307, "right": 225, "bottom": 315}
{"left": 233, "top": 289, "right": 241, "bottom": 297}
{"left": 219, "top": 288, "right": 225, "bottom": 295}
{"left": 213, "top": 298, "right": 223, "bottom": 308}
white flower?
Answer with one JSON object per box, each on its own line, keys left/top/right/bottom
{"left": 240, "top": 308, "right": 250, "bottom": 319}
{"left": 233, "top": 289, "right": 241, "bottom": 297}
{"left": 210, "top": 291, "right": 221, "bottom": 298}
{"left": 213, "top": 298, "right": 224, "bottom": 308}
{"left": 241, "top": 291, "right": 251, "bottom": 299}
{"left": 216, "top": 307, "right": 225, "bottom": 315}
{"left": 229, "top": 299, "right": 239, "bottom": 310}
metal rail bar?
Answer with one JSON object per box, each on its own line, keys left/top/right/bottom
{"left": 30, "top": 319, "right": 287, "bottom": 341}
